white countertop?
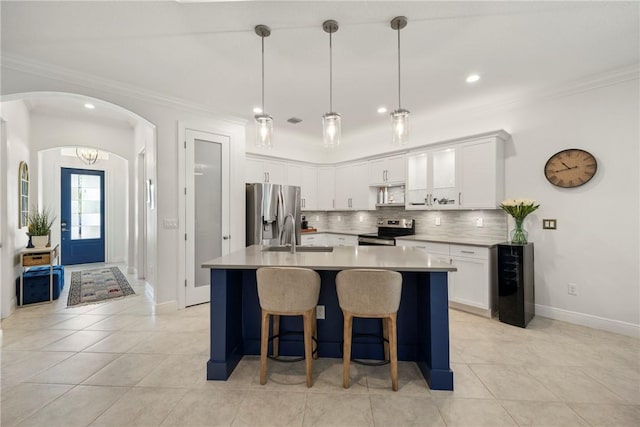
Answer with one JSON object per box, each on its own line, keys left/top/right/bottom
{"left": 202, "top": 245, "right": 456, "bottom": 272}
{"left": 395, "top": 235, "right": 505, "bottom": 248}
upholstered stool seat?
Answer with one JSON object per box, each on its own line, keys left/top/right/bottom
{"left": 256, "top": 266, "right": 321, "bottom": 387}
{"left": 336, "top": 269, "right": 402, "bottom": 391}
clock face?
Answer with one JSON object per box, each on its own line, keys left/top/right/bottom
{"left": 544, "top": 149, "right": 597, "bottom": 188}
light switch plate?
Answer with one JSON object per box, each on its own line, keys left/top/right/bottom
{"left": 543, "top": 219, "right": 557, "bottom": 230}
{"left": 163, "top": 219, "right": 178, "bottom": 229}
{"left": 435, "top": 217, "right": 441, "bottom": 226}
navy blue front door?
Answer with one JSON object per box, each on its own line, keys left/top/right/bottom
{"left": 61, "top": 168, "right": 105, "bottom": 265}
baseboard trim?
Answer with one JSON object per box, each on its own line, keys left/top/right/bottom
{"left": 144, "top": 282, "right": 155, "bottom": 302}
{"left": 535, "top": 304, "right": 639, "bottom": 338}
{"left": 155, "top": 300, "right": 178, "bottom": 311}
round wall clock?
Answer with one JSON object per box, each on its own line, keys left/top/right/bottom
{"left": 544, "top": 148, "right": 597, "bottom": 188}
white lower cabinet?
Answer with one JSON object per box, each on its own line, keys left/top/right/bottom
{"left": 300, "top": 233, "right": 328, "bottom": 246}
{"left": 327, "top": 234, "right": 358, "bottom": 247}
{"left": 301, "top": 233, "right": 357, "bottom": 247}
{"left": 395, "top": 239, "right": 495, "bottom": 317}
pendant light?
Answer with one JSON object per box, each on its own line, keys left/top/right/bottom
{"left": 254, "top": 25, "right": 273, "bottom": 149}
{"left": 76, "top": 147, "right": 100, "bottom": 165}
{"left": 322, "top": 20, "right": 341, "bottom": 148}
{"left": 390, "top": 16, "right": 409, "bottom": 146}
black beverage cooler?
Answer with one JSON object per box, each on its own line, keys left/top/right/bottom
{"left": 497, "top": 243, "right": 535, "bottom": 327}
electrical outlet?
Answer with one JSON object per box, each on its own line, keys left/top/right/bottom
{"left": 568, "top": 283, "right": 577, "bottom": 296}
{"left": 315, "top": 215, "right": 319, "bottom": 221}
{"left": 476, "top": 218, "right": 483, "bottom": 227}
{"left": 435, "top": 217, "right": 441, "bottom": 226}
{"left": 316, "top": 305, "right": 325, "bottom": 320}
{"left": 337, "top": 216, "right": 341, "bottom": 222}
{"left": 359, "top": 215, "right": 364, "bottom": 223}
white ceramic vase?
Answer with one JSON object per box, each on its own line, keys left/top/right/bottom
{"left": 32, "top": 235, "right": 49, "bottom": 248}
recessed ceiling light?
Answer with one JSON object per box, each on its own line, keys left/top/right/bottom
{"left": 377, "top": 107, "right": 387, "bottom": 114}
{"left": 466, "top": 74, "right": 480, "bottom": 83}
{"left": 84, "top": 103, "right": 95, "bottom": 109}
{"left": 253, "top": 106, "right": 262, "bottom": 114}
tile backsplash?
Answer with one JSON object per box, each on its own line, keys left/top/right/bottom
{"left": 303, "top": 207, "right": 507, "bottom": 241}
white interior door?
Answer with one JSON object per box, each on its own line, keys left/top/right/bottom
{"left": 185, "top": 129, "right": 229, "bottom": 306}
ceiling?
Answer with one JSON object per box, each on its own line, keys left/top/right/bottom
{"left": 1, "top": 1, "right": 638, "bottom": 143}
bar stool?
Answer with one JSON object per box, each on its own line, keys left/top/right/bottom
{"left": 336, "top": 269, "right": 402, "bottom": 391}
{"left": 256, "top": 266, "right": 321, "bottom": 387}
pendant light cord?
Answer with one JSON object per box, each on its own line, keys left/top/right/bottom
{"left": 397, "top": 26, "right": 402, "bottom": 109}
{"left": 329, "top": 30, "right": 333, "bottom": 112}
{"left": 261, "top": 34, "right": 265, "bottom": 112}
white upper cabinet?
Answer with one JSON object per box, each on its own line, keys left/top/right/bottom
{"left": 459, "top": 138, "right": 504, "bottom": 209}
{"left": 368, "top": 155, "right": 406, "bottom": 186}
{"left": 246, "top": 157, "right": 287, "bottom": 184}
{"left": 335, "top": 162, "right": 370, "bottom": 210}
{"left": 405, "top": 147, "right": 459, "bottom": 210}
{"left": 287, "top": 164, "right": 317, "bottom": 210}
{"left": 405, "top": 132, "right": 506, "bottom": 210}
{"left": 316, "top": 166, "right": 335, "bottom": 211}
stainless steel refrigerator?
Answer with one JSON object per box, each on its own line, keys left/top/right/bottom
{"left": 246, "top": 183, "right": 301, "bottom": 247}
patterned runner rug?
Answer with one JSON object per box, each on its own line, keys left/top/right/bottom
{"left": 67, "top": 267, "right": 135, "bottom": 307}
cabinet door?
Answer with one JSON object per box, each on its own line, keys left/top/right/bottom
{"left": 430, "top": 147, "right": 459, "bottom": 208}
{"left": 449, "top": 255, "right": 490, "bottom": 311}
{"left": 406, "top": 153, "right": 428, "bottom": 209}
{"left": 334, "top": 165, "right": 352, "bottom": 210}
{"left": 263, "top": 161, "right": 287, "bottom": 184}
{"left": 368, "top": 159, "right": 387, "bottom": 185}
{"left": 288, "top": 164, "right": 317, "bottom": 210}
{"left": 385, "top": 156, "right": 406, "bottom": 184}
{"left": 316, "top": 167, "right": 335, "bottom": 210}
{"left": 350, "top": 163, "right": 371, "bottom": 210}
{"left": 460, "top": 139, "right": 503, "bottom": 208}
{"left": 246, "top": 158, "right": 266, "bottom": 183}
{"left": 301, "top": 166, "right": 317, "bottom": 210}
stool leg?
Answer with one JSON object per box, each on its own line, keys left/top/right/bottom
{"left": 388, "top": 313, "right": 399, "bottom": 391}
{"left": 382, "top": 317, "right": 390, "bottom": 362}
{"left": 303, "top": 309, "right": 314, "bottom": 387}
{"left": 260, "top": 310, "right": 269, "bottom": 385}
{"left": 312, "top": 308, "right": 318, "bottom": 359}
{"left": 272, "top": 314, "right": 280, "bottom": 358}
{"left": 343, "top": 311, "right": 353, "bottom": 389}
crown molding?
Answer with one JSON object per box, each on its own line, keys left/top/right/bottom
{"left": 1, "top": 54, "right": 248, "bottom": 127}
{"left": 2, "top": 53, "right": 636, "bottom": 132}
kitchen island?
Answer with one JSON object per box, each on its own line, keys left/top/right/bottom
{"left": 202, "top": 245, "right": 457, "bottom": 390}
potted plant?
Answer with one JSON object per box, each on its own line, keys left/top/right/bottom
{"left": 27, "top": 206, "right": 55, "bottom": 248}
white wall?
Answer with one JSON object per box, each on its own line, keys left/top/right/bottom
{"left": 37, "top": 148, "right": 129, "bottom": 264}
{"left": 0, "top": 100, "right": 31, "bottom": 317}
{"left": 326, "top": 77, "right": 640, "bottom": 334}
{"left": 1, "top": 65, "right": 246, "bottom": 307}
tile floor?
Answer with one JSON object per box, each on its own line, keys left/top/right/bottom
{"left": 1, "top": 265, "right": 639, "bottom": 426}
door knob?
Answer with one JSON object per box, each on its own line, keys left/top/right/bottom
{"left": 223, "top": 235, "right": 230, "bottom": 240}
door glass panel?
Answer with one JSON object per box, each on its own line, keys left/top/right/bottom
{"left": 71, "top": 174, "right": 102, "bottom": 240}
{"left": 194, "top": 139, "right": 222, "bottom": 287}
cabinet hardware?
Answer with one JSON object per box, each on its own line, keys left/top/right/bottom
{"left": 458, "top": 192, "right": 462, "bottom": 205}
{"left": 223, "top": 235, "right": 230, "bottom": 240}
{"left": 461, "top": 250, "right": 475, "bottom": 254}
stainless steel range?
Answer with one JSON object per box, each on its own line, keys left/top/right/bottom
{"left": 358, "top": 218, "right": 415, "bottom": 246}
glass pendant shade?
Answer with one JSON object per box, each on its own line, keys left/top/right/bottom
{"left": 391, "top": 108, "right": 410, "bottom": 146}
{"left": 76, "top": 147, "right": 100, "bottom": 165}
{"left": 322, "top": 112, "right": 341, "bottom": 148}
{"left": 254, "top": 113, "right": 273, "bottom": 149}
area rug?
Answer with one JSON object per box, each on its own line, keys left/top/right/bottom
{"left": 67, "top": 267, "right": 135, "bottom": 307}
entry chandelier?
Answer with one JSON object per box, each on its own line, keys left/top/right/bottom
{"left": 390, "top": 16, "right": 410, "bottom": 146}
{"left": 76, "top": 147, "right": 99, "bottom": 165}
{"left": 322, "top": 20, "right": 341, "bottom": 148}
{"left": 254, "top": 24, "right": 273, "bottom": 149}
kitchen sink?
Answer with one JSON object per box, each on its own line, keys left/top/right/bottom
{"left": 263, "top": 245, "right": 334, "bottom": 252}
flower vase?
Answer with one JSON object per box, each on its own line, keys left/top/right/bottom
{"left": 510, "top": 218, "right": 528, "bottom": 245}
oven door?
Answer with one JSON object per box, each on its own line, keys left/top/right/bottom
{"left": 358, "top": 236, "right": 396, "bottom": 246}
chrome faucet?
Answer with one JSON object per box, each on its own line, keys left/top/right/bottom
{"left": 282, "top": 213, "right": 297, "bottom": 254}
